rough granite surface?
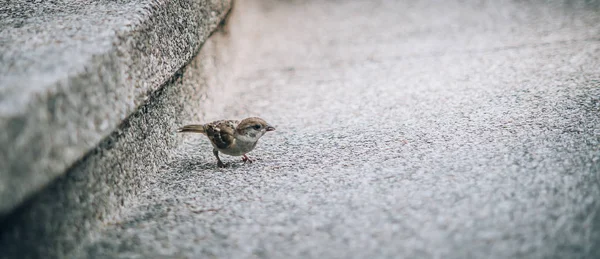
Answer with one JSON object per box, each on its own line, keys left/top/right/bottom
{"left": 76, "top": 0, "right": 599, "bottom": 258}
{"left": 0, "top": 0, "right": 231, "bottom": 215}
{"left": 1, "top": 0, "right": 600, "bottom": 258}
{"left": 0, "top": 13, "right": 239, "bottom": 259}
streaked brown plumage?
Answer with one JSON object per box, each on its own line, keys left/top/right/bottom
{"left": 177, "top": 117, "right": 275, "bottom": 168}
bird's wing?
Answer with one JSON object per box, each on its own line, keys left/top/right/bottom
{"left": 205, "top": 120, "right": 239, "bottom": 149}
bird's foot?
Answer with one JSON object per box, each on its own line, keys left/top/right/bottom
{"left": 242, "top": 154, "right": 254, "bottom": 163}
{"left": 217, "top": 161, "right": 227, "bottom": 168}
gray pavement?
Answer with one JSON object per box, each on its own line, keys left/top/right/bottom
{"left": 83, "top": 0, "right": 600, "bottom": 258}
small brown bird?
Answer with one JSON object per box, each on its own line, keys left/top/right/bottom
{"left": 177, "top": 117, "right": 275, "bottom": 168}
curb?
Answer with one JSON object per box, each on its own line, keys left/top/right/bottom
{"left": 0, "top": 0, "right": 231, "bottom": 217}
{"left": 0, "top": 0, "right": 234, "bottom": 257}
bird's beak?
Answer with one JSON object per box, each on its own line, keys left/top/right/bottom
{"left": 266, "top": 125, "right": 276, "bottom": 132}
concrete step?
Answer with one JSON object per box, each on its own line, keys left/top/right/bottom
{"left": 0, "top": 0, "right": 232, "bottom": 257}
{"left": 0, "top": 0, "right": 231, "bottom": 217}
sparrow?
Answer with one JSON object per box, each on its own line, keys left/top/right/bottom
{"left": 177, "top": 117, "right": 275, "bottom": 168}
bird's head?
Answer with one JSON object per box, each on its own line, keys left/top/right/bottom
{"left": 236, "top": 117, "right": 275, "bottom": 142}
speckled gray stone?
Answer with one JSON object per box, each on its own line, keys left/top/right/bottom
{"left": 0, "top": 9, "right": 237, "bottom": 258}
{"left": 72, "top": 0, "right": 599, "bottom": 258}
{"left": 3, "top": 0, "right": 600, "bottom": 258}
{"left": 0, "top": 0, "right": 231, "bottom": 215}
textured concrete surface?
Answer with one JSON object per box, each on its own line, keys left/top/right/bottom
{"left": 0, "top": 1, "right": 234, "bottom": 259}
{"left": 0, "top": 0, "right": 231, "bottom": 215}
{"left": 78, "top": 0, "right": 600, "bottom": 258}
{"left": 0, "top": 23, "right": 240, "bottom": 259}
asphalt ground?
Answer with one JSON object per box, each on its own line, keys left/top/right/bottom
{"left": 83, "top": 0, "right": 600, "bottom": 258}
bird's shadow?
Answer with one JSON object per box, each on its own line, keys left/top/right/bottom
{"left": 164, "top": 154, "right": 246, "bottom": 175}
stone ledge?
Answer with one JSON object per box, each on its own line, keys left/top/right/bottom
{"left": 0, "top": 0, "right": 232, "bottom": 216}
{"left": 0, "top": 1, "right": 240, "bottom": 256}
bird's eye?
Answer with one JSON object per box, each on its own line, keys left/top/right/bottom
{"left": 253, "top": 124, "right": 262, "bottom": 130}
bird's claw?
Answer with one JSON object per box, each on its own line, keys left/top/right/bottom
{"left": 217, "top": 161, "right": 227, "bottom": 168}
{"left": 242, "top": 154, "right": 254, "bottom": 164}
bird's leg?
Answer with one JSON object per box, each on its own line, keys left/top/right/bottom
{"left": 242, "top": 154, "right": 253, "bottom": 163}
{"left": 213, "top": 149, "right": 226, "bottom": 168}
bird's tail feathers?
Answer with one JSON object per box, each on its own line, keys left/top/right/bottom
{"left": 177, "top": 124, "right": 206, "bottom": 134}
